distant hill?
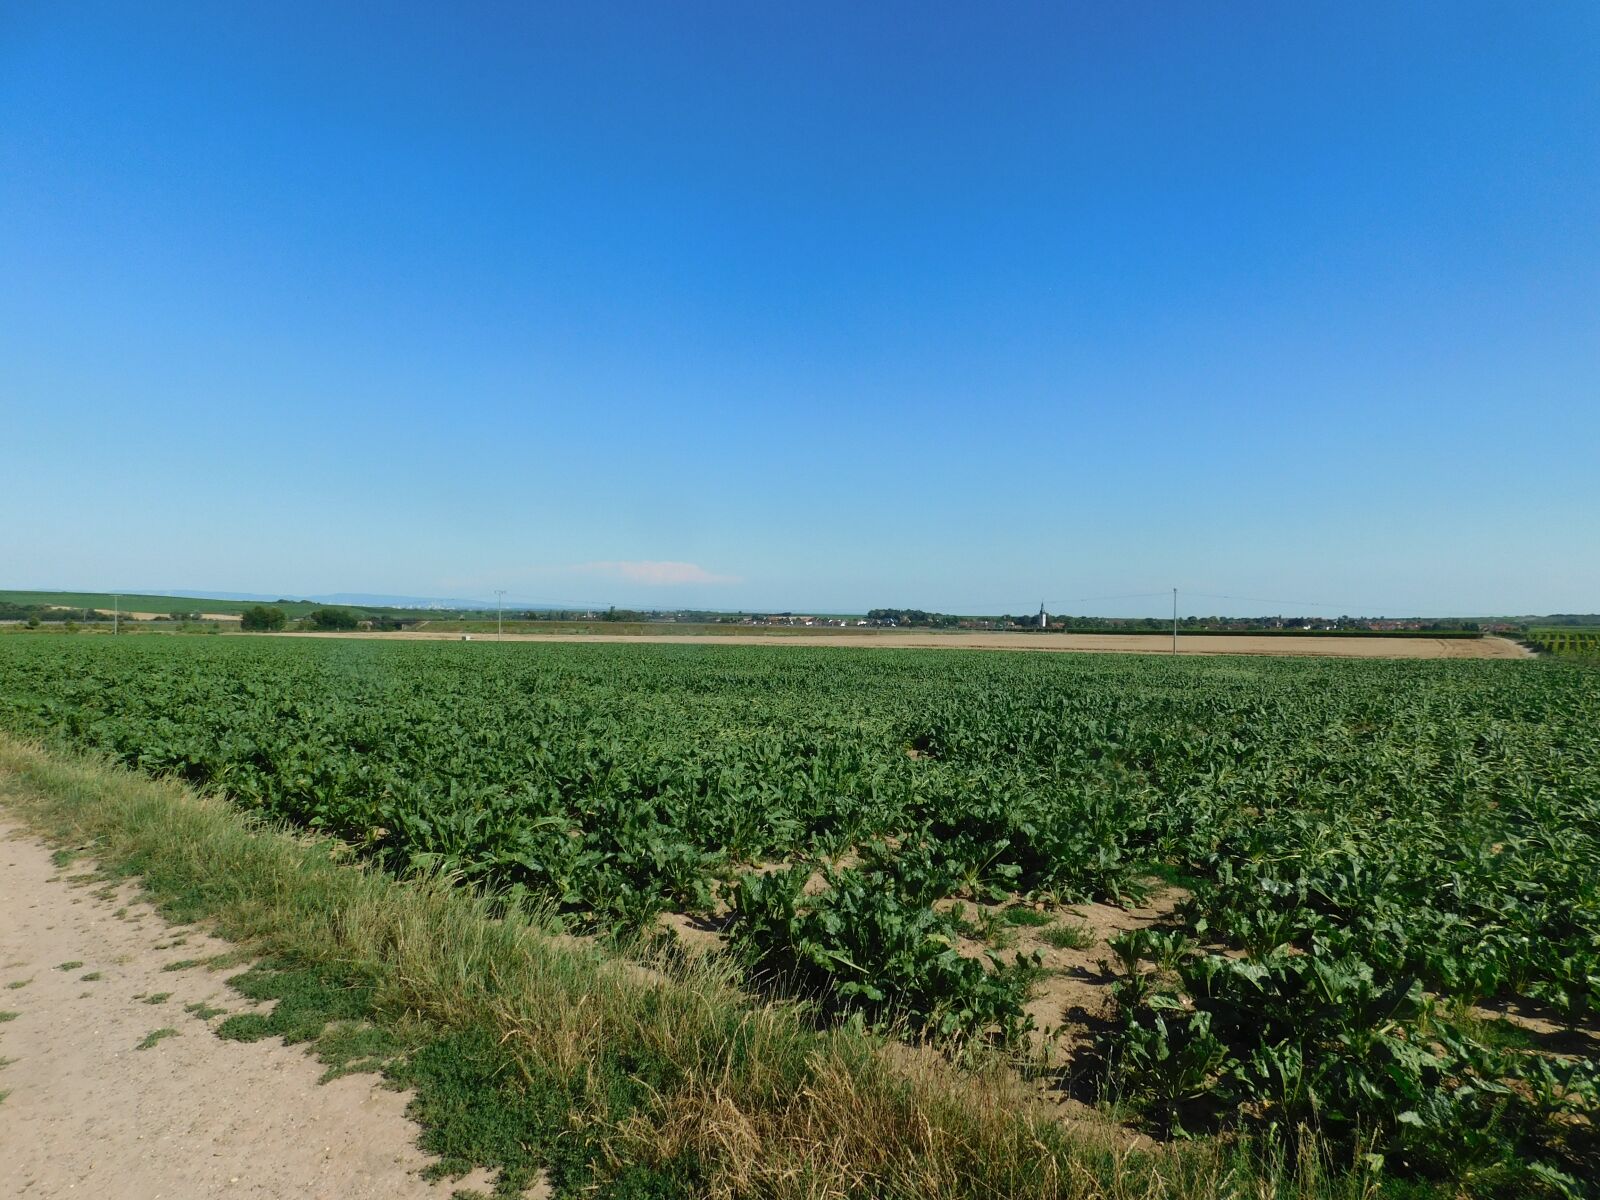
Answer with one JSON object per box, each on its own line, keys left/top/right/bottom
{"left": 158, "top": 589, "right": 506, "bottom": 611}
{"left": 0, "top": 589, "right": 513, "bottom": 618}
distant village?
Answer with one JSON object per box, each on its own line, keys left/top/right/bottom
{"left": 543, "top": 606, "right": 1520, "bottom": 634}
{"left": 0, "top": 597, "right": 1555, "bottom": 636}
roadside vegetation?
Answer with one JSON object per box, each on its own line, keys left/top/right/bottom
{"left": 0, "top": 735, "right": 1372, "bottom": 1200}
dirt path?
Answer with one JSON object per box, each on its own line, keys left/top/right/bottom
{"left": 264, "top": 630, "right": 1533, "bottom": 660}
{"left": 0, "top": 823, "right": 501, "bottom": 1200}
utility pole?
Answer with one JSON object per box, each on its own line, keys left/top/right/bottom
{"left": 495, "top": 590, "right": 506, "bottom": 641}
{"left": 113, "top": 593, "right": 119, "bottom": 637}
{"left": 1172, "top": 587, "right": 1177, "bottom": 656}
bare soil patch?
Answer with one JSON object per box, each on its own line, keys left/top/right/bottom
{"left": 658, "top": 873, "right": 1189, "bottom": 1064}
{"left": 1020, "top": 892, "right": 1187, "bottom": 1046}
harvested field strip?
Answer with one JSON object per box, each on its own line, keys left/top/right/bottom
{"left": 262, "top": 629, "right": 1530, "bottom": 658}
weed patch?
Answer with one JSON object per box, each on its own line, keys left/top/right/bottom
{"left": 1041, "top": 923, "right": 1097, "bottom": 951}
{"left": 1003, "top": 906, "right": 1057, "bottom": 928}
{"left": 135, "top": 1027, "right": 178, "bottom": 1051}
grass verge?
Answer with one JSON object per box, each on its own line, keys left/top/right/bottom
{"left": 0, "top": 734, "right": 1376, "bottom": 1199}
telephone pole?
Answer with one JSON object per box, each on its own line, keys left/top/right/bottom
{"left": 1172, "top": 587, "right": 1177, "bottom": 656}
{"left": 113, "top": 593, "right": 119, "bottom": 637}
{"left": 495, "top": 590, "right": 506, "bottom": 641}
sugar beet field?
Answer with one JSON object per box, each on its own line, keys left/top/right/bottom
{"left": 2, "top": 635, "right": 1597, "bottom": 1194}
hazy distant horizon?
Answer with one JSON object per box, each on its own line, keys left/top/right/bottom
{"left": 3, "top": 582, "right": 1590, "bottom": 623}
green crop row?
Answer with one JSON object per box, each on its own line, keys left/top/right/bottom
{"left": 0, "top": 635, "right": 1595, "bottom": 1195}
{"left": 1528, "top": 629, "right": 1600, "bottom": 657}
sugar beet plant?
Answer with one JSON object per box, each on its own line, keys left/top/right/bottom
{"left": 1, "top": 634, "right": 1597, "bottom": 1193}
{"left": 1104, "top": 932, "right": 1599, "bottom": 1193}
{"left": 728, "top": 835, "right": 1040, "bottom": 1041}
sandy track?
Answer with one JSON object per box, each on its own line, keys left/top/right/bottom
{"left": 119, "top": 611, "right": 240, "bottom": 622}
{"left": 0, "top": 823, "right": 501, "bottom": 1200}
{"left": 265, "top": 630, "right": 1532, "bottom": 660}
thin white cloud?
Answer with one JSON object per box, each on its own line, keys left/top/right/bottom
{"left": 565, "top": 560, "right": 741, "bottom": 586}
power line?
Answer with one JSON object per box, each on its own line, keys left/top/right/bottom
{"left": 1065, "top": 591, "right": 1172, "bottom": 604}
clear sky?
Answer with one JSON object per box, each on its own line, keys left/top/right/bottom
{"left": 3, "top": 3, "right": 1596, "bottom": 617}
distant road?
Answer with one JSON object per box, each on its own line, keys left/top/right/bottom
{"left": 262, "top": 630, "right": 1533, "bottom": 660}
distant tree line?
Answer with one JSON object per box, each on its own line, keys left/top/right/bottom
{"left": 866, "top": 609, "right": 962, "bottom": 627}
{"left": 0, "top": 603, "right": 108, "bottom": 624}
{"left": 303, "top": 608, "right": 359, "bottom": 631}
{"left": 240, "top": 606, "right": 366, "bottom": 632}
{"left": 240, "top": 605, "right": 286, "bottom": 631}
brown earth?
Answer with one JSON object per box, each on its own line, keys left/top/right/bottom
{"left": 260, "top": 629, "right": 1531, "bottom": 659}
{"left": 105, "top": 611, "right": 241, "bottom": 622}
{"left": 38, "top": 607, "right": 240, "bottom": 622}
{"left": 0, "top": 823, "right": 527, "bottom": 1200}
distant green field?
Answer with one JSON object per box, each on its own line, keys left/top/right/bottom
{"left": 417, "top": 618, "right": 875, "bottom": 636}
{"left": 0, "top": 591, "right": 236, "bottom": 616}
{"left": 1527, "top": 627, "right": 1600, "bottom": 657}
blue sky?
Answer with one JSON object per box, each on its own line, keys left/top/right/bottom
{"left": 3, "top": 3, "right": 1596, "bottom": 616}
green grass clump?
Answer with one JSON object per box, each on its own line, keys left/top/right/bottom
{"left": 56, "top": 960, "right": 84, "bottom": 971}
{"left": 135, "top": 1027, "right": 178, "bottom": 1050}
{"left": 1041, "top": 923, "right": 1097, "bottom": 951}
{"left": 1002, "top": 906, "right": 1057, "bottom": 928}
